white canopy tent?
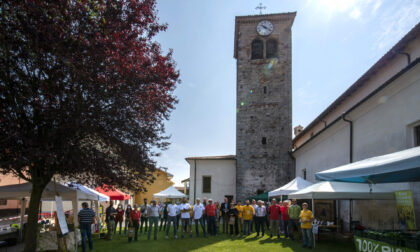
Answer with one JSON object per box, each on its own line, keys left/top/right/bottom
{"left": 268, "top": 177, "right": 313, "bottom": 198}
{"left": 0, "top": 182, "right": 98, "bottom": 201}
{"left": 315, "top": 146, "right": 420, "bottom": 184}
{"left": 0, "top": 181, "right": 106, "bottom": 240}
{"left": 289, "top": 181, "right": 411, "bottom": 231}
{"left": 288, "top": 181, "right": 410, "bottom": 200}
{"left": 66, "top": 183, "right": 109, "bottom": 202}
{"left": 153, "top": 186, "right": 187, "bottom": 199}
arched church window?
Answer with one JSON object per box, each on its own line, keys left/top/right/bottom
{"left": 266, "top": 39, "right": 278, "bottom": 58}
{"left": 251, "top": 39, "right": 263, "bottom": 59}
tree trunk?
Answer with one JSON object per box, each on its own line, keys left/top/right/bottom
{"left": 23, "top": 182, "right": 48, "bottom": 252}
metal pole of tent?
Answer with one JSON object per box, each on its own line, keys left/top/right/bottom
{"left": 312, "top": 196, "right": 315, "bottom": 248}
{"left": 349, "top": 199, "right": 353, "bottom": 231}
{"left": 336, "top": 200, "right": 340, "bottom": 233}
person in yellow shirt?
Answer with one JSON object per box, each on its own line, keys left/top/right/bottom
{"left": 242, "top": 200, "right": 254, "bottom": 236}
{"left": 299, "top": 202, "right": 314, "bottom": 249}
{"left": 235, "top": 201, "right": 244, "bottom": 235}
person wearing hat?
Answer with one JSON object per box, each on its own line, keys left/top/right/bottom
{"left": 299, "top": 202, "right": 314, "bottom": 249}
{"left": 205, "top": 199, "right": 217, "bottom": 236}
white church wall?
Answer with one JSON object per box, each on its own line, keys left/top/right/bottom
{"left": 188, "top": 159, "right": 236, "bottom": 204}
{"left": 351, "top": 64, "right": 420, "bottom": 160}
{"left": 294, "top": 121, "right": 350, "bottom": 183}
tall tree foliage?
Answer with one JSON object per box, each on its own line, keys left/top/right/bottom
{"left": 0, "top": 1, "right": 179, "bottom": 250}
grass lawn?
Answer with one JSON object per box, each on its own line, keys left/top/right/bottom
{"left": 80, "top": 227, "right": 355, "bottom": 252}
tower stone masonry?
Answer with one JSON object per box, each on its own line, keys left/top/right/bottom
{"left": 234, "top": 12, "right": 296, "bottom": 201}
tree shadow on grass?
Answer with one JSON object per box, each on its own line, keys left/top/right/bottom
{"left": 86, "top": 226, "right": 354, "bottom": 252}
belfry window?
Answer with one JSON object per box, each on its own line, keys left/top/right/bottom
{"left": 251, "top": 39, "right": 263, "bottom": 59}
{"left": 266, "top": 39, "right": 278, "bottom": 58}
{"left": 262, "top": 137, "right": 267, "bottom": 145}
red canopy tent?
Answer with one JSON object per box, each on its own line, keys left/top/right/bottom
{"left": 95, "top": 185, "right": 131, "bottom": 201}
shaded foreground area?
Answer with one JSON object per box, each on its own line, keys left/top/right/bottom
{"left": 79, "top": 228, "right": 355, "bottom": 252}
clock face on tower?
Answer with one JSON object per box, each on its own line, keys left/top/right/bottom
{"left": 256, "top": 20, "right": 274, "bottom": 36}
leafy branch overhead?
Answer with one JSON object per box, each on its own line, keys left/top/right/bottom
{"left": 0, "top": 0, "right": 180, "bottom": 191}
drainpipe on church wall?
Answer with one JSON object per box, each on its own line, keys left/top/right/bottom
{"left": 193, "top": 159, "right": 197, "bottom": 201}
{"left": 342, "top": 114, "right": 353, "bottom": 163}
{"left": 342, "top": 113, "right": 354, "bottom": 232}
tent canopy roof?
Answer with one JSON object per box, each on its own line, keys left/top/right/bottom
{"left": 153, "top": 186, "right": 187, "bottom": 199}
{"left": 0, "top": 181, "right": 98, "bottom": 201}
{"left": 268, "top": 177, "right": 313, "bottom": 197}
{"left": 95, "top": 185, "right": 130, "bottom": 201}
{"left": 66, "top": 183, "right": 109, "bottom": 201}
{"left": 316, "top": 146, "right": 420, "bottom": 183}
{"left": 288, "top": 181, "right": 410, "bottom": 200}
{"left": 249, "top": 192, "right": 269, "bottom": 201}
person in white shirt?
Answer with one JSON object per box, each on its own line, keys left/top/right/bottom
{"left": 180, "top": 197, "right": 192, "bottom": 238}
{"left": 165, "top": 200, "right": 178, "bottom": 239}
{"left": 147, "top": 200, "right": 160, "bottom": 240}
{"left": 193, "top": 198, "right": 207, "bottom": 237}
{"left": 255, "top": 200, "right": 267, "bottom": 237}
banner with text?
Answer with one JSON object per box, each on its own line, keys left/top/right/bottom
{"left": 354, "top": 236, "right": 417, "bottom": 252}
{"left": 55, "top": 196, "right": 69, "bottom": 235}
{"left": 395, "top": 190, "right": 416, "bottom": 230}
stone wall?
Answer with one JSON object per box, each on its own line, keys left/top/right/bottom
{"left": 235, "top": 13, "right": 296, "bottom": 200}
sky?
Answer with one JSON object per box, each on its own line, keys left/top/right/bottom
{"left": 152, "top": 0, "right": 420, "bottom": 186}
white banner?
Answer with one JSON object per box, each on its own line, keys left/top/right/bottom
{"left": 55, "top": 196, "right": 69, "bottom": 235}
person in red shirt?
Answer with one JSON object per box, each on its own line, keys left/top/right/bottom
{"left": 115, "top": 203, "right": 125, "bottom": 235}
{"left": 128, "top": 204, "right": 141, "bottom": 242}
{"left": 268, "top": 199, "right": 281, "bottom": 238}
{"left": 205, "top": 199, "right": 217, "bottom": 236}
{"left": 280, "top": 201, "right": 290, "bottom": 238}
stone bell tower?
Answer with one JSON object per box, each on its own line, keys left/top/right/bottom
{"left": 234, "top": 12, "right": 296, "bottom": 200}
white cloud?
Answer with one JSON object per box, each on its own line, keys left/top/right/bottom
{"left": 302, "top": 0, "right": 388, "bottom": 21}
{"left": 349, "top": 7, "right": 362, "bottom": 19}
{"left": 374, "top": 0, "right": 420, "bottom": 50}
{"left": 372, "top": 0, "right": 383, "bottom": 15}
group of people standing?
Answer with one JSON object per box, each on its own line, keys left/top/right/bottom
{"left": 219, "top": 197, "right": 314, "bottom": 249}
{"left": 78, "top": 197, "right": 315, "bottom": 252}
